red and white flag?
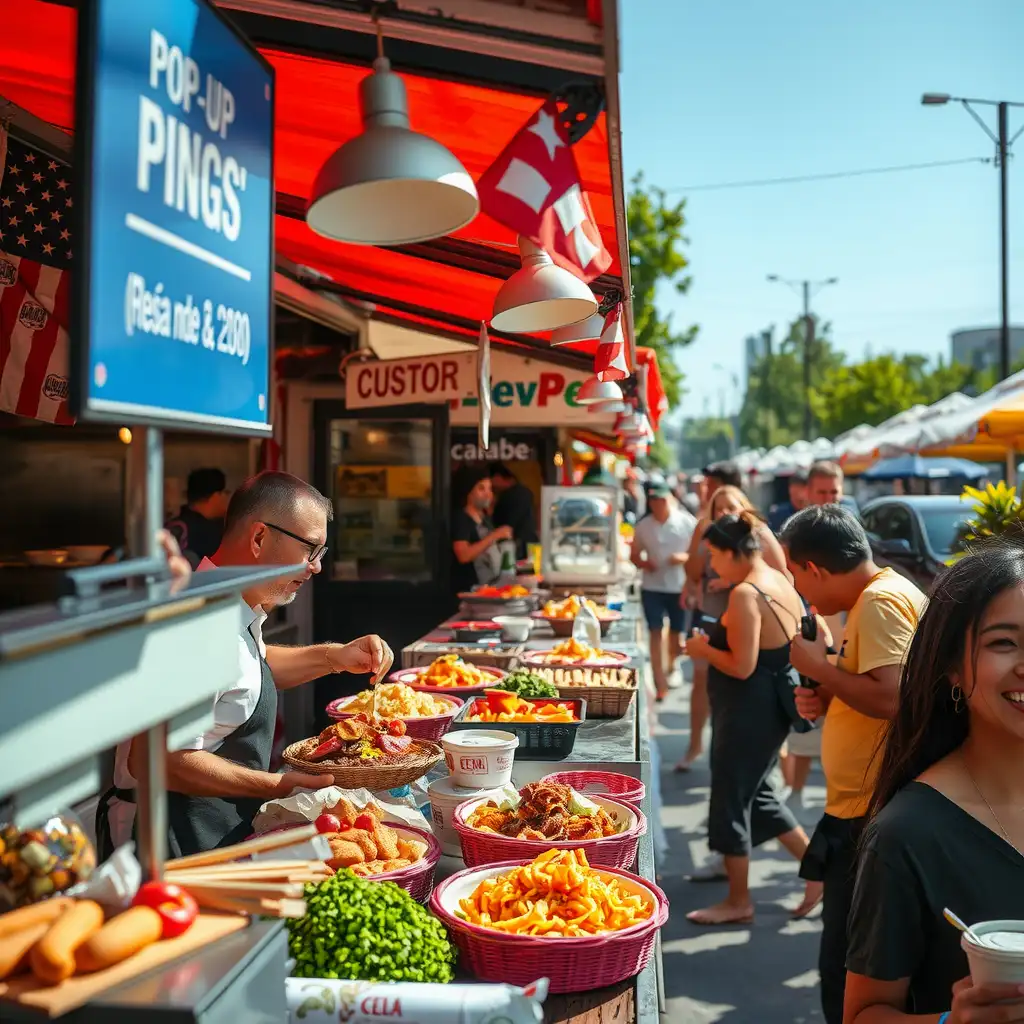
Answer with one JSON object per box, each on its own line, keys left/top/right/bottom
{"left": 478, "top": 100, "right": 612, "bottom": 283}
{"left": 595, "top": 302, "right": 628, "bottom": 381}
{"left": 0, "top": 126, "right": 74, "bottom": 425}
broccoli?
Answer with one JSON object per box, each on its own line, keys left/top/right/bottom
{"left": 501, "top": 669, "right": 559, "bottom": 700}
{"left": 287, "top": 871, "right": 456, "bottom": 984}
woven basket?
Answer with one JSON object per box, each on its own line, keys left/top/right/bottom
{"left": 555, "top": 684, "right": 636, "bottom": 719}
{"left": 541, "top": 770, "right": 646, "bottom": 807}
{"left": 401, "top": 641, "right": 524, "bottom": 671}
{"left": 325, "top": 694, "right": 463, "bottom": 742}
{"left": 281, "top": 738, "right": 443, "bottom": 790}
{"left": 387, "top": 665, "right": 507, "bottom": 696}
{"left": 429, "top": 860, "right": 669, "bottom": 993}
{"left": 367, "top": 824, "right": 441, "bottom": 903}
{"left": 452, "top": 794, "right": 646, "bottom": 870}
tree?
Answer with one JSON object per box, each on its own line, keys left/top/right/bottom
{"left": 737, "top": 317, "right": 843, "bottom": 448}
{"left": 627, "top": 172, "right": 698, "bottom": 410}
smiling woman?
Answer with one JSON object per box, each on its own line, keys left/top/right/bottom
{"left": 844, "top": 541, "right": 1024, "bottom": 1022}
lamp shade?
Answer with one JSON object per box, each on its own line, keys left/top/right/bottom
{"left": 575, "top": 377, "right": 623, "bottom": 405}
{"left": 307, "top": 57, "right": 479, "bottom": 245}
{"left": 491, "top": 237, "right": 598, "bottom": 334}
{"left": 590, "top": 399, "right": 629, "bottom": 415}
{"left": 550, "top": 309, "right": 604, "bottom": 347}
{"left": 615, "top": 411, "right": 642, "bottom": 434}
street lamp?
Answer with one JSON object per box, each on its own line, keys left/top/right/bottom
{"left": 922, "top": 92, "right": 1024, "bottom": 380}
{"left": 766, "top": 275, "right": 838, "bottom": 438}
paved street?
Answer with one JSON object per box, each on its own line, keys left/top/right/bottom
{"left": 654, "top": 662, "right": 827, "bottom": 1022}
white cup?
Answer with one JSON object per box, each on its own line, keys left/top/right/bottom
{"left": 962, "top": 921, "right": 1024, "bottom": 985}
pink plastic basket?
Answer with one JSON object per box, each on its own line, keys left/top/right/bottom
{"left": 540, "top": 770, "right": 646, "bottom": 808}
{"left": 247, "top": 823, "right": 441, "bottom": 904}
{"left": 452, "top": 794, "right": 646, "bottom": 870}
{"left": 324, "top": 693, "right": 464, "bottom": 742}
{"left": 386, "top": 665, "right": 507, "bottom": 696}
{"left": 429, "top": 859, "right": 669, "bottom": 993}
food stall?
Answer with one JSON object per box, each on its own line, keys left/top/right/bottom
{"left": 0, "top": 0, "right": 668, "bottom": 1019}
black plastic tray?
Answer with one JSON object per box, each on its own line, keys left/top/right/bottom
{"left": 452, "top": 696, "right": 587, "bottom": 760}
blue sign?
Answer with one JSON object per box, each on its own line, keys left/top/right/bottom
{"left": 73, "top": 0, "right": 274, "bottom": 434}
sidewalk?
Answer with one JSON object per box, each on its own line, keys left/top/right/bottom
{"left": 654, "top": 663, "right": 826, "bottom": 1022}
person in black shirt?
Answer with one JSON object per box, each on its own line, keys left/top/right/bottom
{"left": 451, "top": 467, "right": 512, "bottom": 596}
{"left": 489, "top": 462, "right": 537, "bottom": 561}
{"left": 165, "top": 468, "right": 231, "bottom": 569}
{"left": 845, "top": 541, "right": 1024, "bottom": 1023}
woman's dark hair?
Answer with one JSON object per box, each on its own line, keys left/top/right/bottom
{"left": 703, "top": 460, "right": 742, "bottom": 490}
{"left": 704, "top": 512, "right": 761, "bottom": 557}
{"left": 779, "top": 504, "right": 870, "bottom": 574}
{"left": 868, "top": 540, "right": 1024, "bottom": 819}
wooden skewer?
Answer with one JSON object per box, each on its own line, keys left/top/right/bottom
{"left": 191, "top": 891, "right": 308, "bottom": 919}
{"left": 181, "top": 880, "right": 306, "bottom": 899}
{"left": 165, "top": 824, "right": 318, "bottom": 871}
{"left": 165, "top": 870, "right": 325, "bottom": 887}
{"left": 167, "top": 860, "right": 328, "bottom": 880}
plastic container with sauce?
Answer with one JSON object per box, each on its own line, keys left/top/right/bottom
{"left": 962, "top": 921, "right": 1024, "bottom": 984}
{"left": 441, "top": 730, "right": 518, "bottom": 788}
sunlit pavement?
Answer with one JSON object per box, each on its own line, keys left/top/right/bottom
{"left": 655, "top": 660, "right": 826, "bottom": 1022}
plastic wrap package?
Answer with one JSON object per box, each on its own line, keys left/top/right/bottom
{"left": 253, "top": 787, "right": 431, "bottom": 836}
{"left": 286, "top": 977, "right": 547, "bottom": 1023}
{"left": 63, "top": 844, "right": 141, "bottom": 912}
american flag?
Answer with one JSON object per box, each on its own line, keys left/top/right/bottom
{"left": 0, "top": 125, "right": 74, "bottom": 424}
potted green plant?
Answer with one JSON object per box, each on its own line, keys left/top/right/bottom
{"left": 951, "top": 481, "right": 1024, "bottom": 561}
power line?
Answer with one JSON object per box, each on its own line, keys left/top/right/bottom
{"left": 662, "top": 156, "right": 992, "bottom": 193}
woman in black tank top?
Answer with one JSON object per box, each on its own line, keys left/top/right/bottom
{"left": 683, "top": 512, "right": 823, "bottom": 926}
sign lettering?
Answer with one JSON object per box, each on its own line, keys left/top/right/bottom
{"left": 346, "top": 352, "right": 476, "bottom": 409}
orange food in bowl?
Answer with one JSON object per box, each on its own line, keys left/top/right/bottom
{"left": 464, "top": 690, "right": 578, "bottom": 723}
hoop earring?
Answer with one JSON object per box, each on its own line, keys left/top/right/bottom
{"left": 951, "top": 685, "right": 964, "bottom": 714}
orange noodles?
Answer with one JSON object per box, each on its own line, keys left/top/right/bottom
{"left": 456, "top": 849, "right": 652, "bottom": 937}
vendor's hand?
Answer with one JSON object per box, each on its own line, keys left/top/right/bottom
{"left": 685, "top": 629, "right": 710, "bottom": 659}
{"left": 949, "top": 976, "right": 1024, "bottom": 1022}
{"left": 277, "top": 771, "right": 332, "bottom": 797}
{"left": 794, "top": 685, "right": 825, "bottom": 722}
{"left": 790, "top": 626, "right": 829, "bottom": 678}
{"left": 327, "top": 636, "right": 394, "bottom": 678}
{"left": 492, "top": 525, "right": 514, "bottom": 542}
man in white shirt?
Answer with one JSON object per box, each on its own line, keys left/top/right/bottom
{"left": 101, "top": 471, "right": 393, "bottom": 858}
{"left": 630, "top": 484, "right": 696, "bottom": 700}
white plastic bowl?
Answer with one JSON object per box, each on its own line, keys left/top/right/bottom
{"left": 442, "top": 729, "right": 518, "bottom": 788}
{"left": 493, "top": 615, "right": 532, "bottom": 642}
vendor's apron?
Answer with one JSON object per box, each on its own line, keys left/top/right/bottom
{"left": 96, "top": 622, "right": 277, "bottom": 860}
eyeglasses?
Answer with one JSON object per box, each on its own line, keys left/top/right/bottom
{"left": 262, "top": 522, "right": 328, "bottom": 565}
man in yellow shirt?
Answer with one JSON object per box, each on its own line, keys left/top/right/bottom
{"left": 780, "top": 505, "right": 925, "bottom": 1024}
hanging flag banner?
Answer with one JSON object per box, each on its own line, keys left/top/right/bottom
{"left": 477, "top": 100, "right": 612, "bottom": 283}
{"left": 477, "top": 321, "right": 491, "bottom": 450}
{"left": 73, "top": 0, "right": 275, "bottom": 434}
{"left": 595, "top": 303, "right": 628, "bottom": 382}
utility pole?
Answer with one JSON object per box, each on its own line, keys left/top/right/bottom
{"left": 923, "top": 93, "right": 1023, "bottom": 380}
{"left": 767, "top": 275, "right": 838, "bottom": 440}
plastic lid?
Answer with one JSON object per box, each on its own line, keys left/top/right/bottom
{"left": 976, "top": 929, "right": 1024, "bottom": 952}
{"left": 442, "top": 729, "right": 519, "bottom": 749}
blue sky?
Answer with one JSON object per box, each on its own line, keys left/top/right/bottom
{"left": 620, "top": 0, "right": 1023, "bottom": 421}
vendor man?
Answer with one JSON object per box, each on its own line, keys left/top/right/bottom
{"left": 100, "top": 471, "right": 393, "bottom": 858}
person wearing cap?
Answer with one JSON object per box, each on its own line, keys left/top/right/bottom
{"left": 631, "top": 483, "right": 696, "bottom": 701}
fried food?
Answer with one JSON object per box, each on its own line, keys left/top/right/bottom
{"left": 540, "top": 595, "right": 610, "bottom": 620}
{"left": 345, "top": 683, "right": 452, "bottom": 719}
{"left": 417, "top": 654, "right": 491, "bottom": 689}
{"left": 466, "top": 782, "right": 622, "bottom": 842}
{"left": 323, "top": 820, "right": 427, "bottom": 877}
{"left": 457, "top": 849, "right": 653, "bottom": 937}
{"left": 530, "top": 637, "right": 615, "bottom": 665}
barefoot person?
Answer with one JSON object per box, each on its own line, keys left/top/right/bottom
{"left": 845, "top": 541, "right": 1024, "bottom": 1022}
{"left": 684, "top": 512, "right": 821, "bottom": 926}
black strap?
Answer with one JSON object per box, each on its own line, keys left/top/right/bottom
{"left": 744, "top": 583, "right": 800, "bottom": 635}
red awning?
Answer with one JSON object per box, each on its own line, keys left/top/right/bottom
{"left": 0, "top": 1, "right": 622, "bottom": 356}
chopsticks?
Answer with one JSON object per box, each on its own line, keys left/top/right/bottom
{"left": 163, "top": 825, "right": 325, "bottom": 919}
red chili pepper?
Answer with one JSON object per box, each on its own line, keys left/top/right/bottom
{"left": 132, "top": 881, "right": 199, "bottom": 939}
{"left": 311, "top": 735, "right": 343, "bottom": 760}
{"left": 353, "top": 813, "right": 375, "bottom": 832}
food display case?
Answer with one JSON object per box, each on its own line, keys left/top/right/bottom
{"left": 539, "top": 486, "right": 622, "bottom": 586}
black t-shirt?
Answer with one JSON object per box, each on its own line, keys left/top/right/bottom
{"left": 493, "top": 483, "right": 537, "bottom": 560}
{"left": 847, "top": 781, "right": 1024, "bottom": 1014}
{"left": 451, "top": 509, "right": 496, "bottom": 595}
{"left": 164, "top": 505, "right": 223, "bottom": 569}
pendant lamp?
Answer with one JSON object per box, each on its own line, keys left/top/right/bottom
{"left": 590, "top": 399, "right": 629, "bottom": 415}
{"left": 307, "top": 56, "right": 479, "bottom": 245}
{"left": 615, "top": 411, "right": 642, "bottom": 434}
{"left": 550, "top": 309, "right": 604, "bottom": 347}
{"left": 575, "top": 377, "right": 623, "bottom": 405}
{"left": 491, "top": 237, "right": 598, "bottom": 334}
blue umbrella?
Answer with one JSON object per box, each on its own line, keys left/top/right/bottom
{"left": 862, "top": 454, "right": 987, "bottom": 481}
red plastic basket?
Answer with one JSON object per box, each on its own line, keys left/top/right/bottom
{"left": 429, "top": 859, "right": 669, "bottom": 993}
{"left": 540, "top": 770, "right": 646, "bottom": 807}
{"left": 452, "top": 794, "right": 646, "bottom": 870}
{"left": 325, "top": 693, "right": 464, "bottom": 741}
{"left": 386, "top": 665, "right": 508, "bottom": 696}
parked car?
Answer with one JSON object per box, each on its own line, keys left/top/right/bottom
{"left": 860, "top": 495, "right": 969, "bottom": 592}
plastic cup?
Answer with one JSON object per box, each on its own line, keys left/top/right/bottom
{"left": 962, "top": 921, "right": 1024, "bottom": 985}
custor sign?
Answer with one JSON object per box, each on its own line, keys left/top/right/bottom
{"left": 73, "top": 0, "right": 274, "bottom": 433}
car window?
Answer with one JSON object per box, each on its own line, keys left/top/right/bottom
{"left": 861, "top": 509, "right": 878, "bottom": 536}
{"left": 886, "top": 507, "right": 915, "bottom": 545}
{"left": 918, "top": 507, "right": 968, "bottom": 557}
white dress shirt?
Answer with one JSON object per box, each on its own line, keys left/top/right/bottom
{"left": 108, "top": 558, "right": 268, "bottom": 846}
